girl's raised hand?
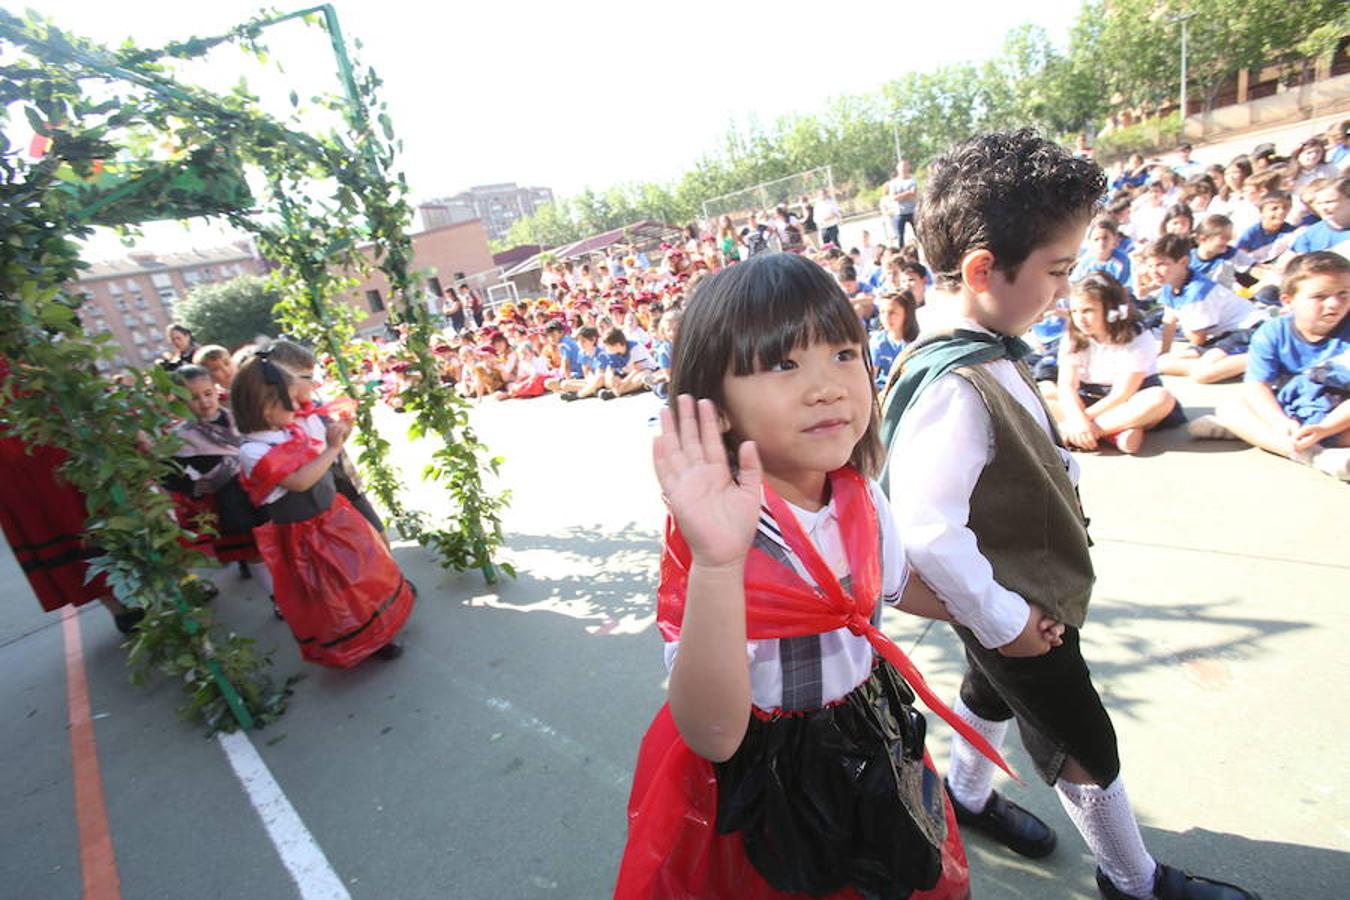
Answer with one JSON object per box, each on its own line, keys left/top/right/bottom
{"left": 653, "top": 395, "right": 763, "bottom": 569}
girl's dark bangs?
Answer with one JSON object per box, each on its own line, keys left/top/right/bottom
{"left": 726, "top": 258, "right": 863, "bottom": 375}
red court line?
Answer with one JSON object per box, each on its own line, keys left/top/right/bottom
{"left": 61, "top": 605, "right": 121, "bottom": 900}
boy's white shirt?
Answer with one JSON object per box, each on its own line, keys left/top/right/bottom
{"left": 887, "top": 317, "right": 1080, "bottom": 651}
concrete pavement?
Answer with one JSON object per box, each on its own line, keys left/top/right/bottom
{"left": 1, "top": 374, "right": 1346, "bottom": 899}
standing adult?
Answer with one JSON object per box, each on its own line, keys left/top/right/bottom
{"left": 798, "top": 195, "right": 819, "bottom": 249}
{"left": 443, "top": 287, "right": 467, "bottom": 333}
{"left": 815, "top": 186, "right": 842, "bottom": 248}
{"left": 464, "top": 284, "right": 485, "bottom": 328}
{"left": 160, "top": 323, "right": 199, "bottom": 371}
{"left": 887, "top": 160, "right": 918, "bottom": 247}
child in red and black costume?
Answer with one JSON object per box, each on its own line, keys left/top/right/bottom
{"left": 164, "top": 365, "right": 271, "bottom": 589}
{"left": 615, "top": 253, "right": 1005, "bottom": 899}
{"left": 233, "top": 351, "right": 414, "bottom": 666}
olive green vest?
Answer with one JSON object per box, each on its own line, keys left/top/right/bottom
{"left": 951, "top": 363, "right": 1094, "bottom": 628}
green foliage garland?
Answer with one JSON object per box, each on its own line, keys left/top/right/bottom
{"left": 0, "top": 6, "right": 508, "bottom": 731}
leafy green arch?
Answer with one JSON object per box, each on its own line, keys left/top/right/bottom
{"left": 0, "top": 7, "right": 508, "bottom": 731}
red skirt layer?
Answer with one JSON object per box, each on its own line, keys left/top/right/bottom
{"left": 614, "top": 704, "right": 970, "bottom": 900}
{"left": 254, "top": 494, "right": 414, "bottom": 668}
{"left": 0, "top": 435, "right": 108, "bottom": 612}
{"left": 171, "top": 492, "right": 259, "bottom": 564}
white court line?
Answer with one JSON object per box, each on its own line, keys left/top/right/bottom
{"left": 217, "top": 730, "right": 352, "bottom": 900}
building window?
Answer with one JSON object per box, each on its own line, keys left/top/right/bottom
{"left": 108, "top": 281, "right": 123, "bottom": 295}
{"left": 365, "top": 289, "right": 385, "bottom": 312}
{"left": 158, "top": 288, "right": 177, "bottom": 304}
{"left": 426, "top": 276, "right": 443, "bottom": 297}
{"left": 151, "top": 272, "right": 172, "bottom": 288}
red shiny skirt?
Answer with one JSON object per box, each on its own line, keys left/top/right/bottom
{"left": 614, "top": 704, "right": 970, "bottom": 899}
{"left": 0, "top": 436, "right": 108, "bottom": 612}
{"left": 254, "top": 494, "right": 415, "bottom": 668}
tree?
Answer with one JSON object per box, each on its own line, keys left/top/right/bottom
{"left": 176, "top": 274, "right": 282, "bottom": 349}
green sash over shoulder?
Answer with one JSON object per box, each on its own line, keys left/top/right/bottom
{"left": 878, "top": 329, "right": 1031, "bottom": 488}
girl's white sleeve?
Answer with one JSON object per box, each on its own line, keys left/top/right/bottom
{"left": 870, "top": 481, "right": 909, "bottom": 606}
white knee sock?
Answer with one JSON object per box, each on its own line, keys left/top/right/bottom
{"left": 1055, "top": 776, "right": 1156, "bottom": 898}
{"left": 248, "top": 561, "right": 274, "bottom": 595}
{"left": 946, "top": 698, "right": 1010, "bottom": 811}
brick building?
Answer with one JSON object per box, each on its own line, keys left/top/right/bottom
{"left": 72, "top": 242, "right": 265, "bottom": 370}
{"left": 341, "top": 218, "right": 497, "bottom": 335}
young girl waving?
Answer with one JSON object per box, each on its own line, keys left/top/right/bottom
{"left": 233, "top": 352, "right": 415, "bottom": 667}
{"left": 1043, "top": 273, "right": 1186, "bottom": 454}
{"left": 615, "top": 253, "right": 1016, "bottom": 900}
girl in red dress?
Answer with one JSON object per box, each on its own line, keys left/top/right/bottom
{"left": 615, "top": 254, "right": 1012, "bottom": 899}
{"left": 233, "top": 352, "right": 414, "bottom": 668}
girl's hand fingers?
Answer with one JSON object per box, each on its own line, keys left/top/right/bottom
{"left": 697, "top": 399, "right": 726, "bottom": 470}
{"left": 736, "top": 439, "right": 763, "bottom": 493}
{"left": 675, "top": 394, "right": 705, "bottom": 462}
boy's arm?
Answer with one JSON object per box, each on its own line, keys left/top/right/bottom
{"left": 887, "top": 376, "right": 1033, "bottom": 650}
{"left": 1160, "top": 316, "right": 1178, "bottom": 354}
{"left": 1242, "top": 380, "right": 1298, "bottom": 433}
{"left": 1294, "top": 398, "right": 1350, "bottom": 450}
{"left": 898, "top": 575, "right": 953, "bottom": 621}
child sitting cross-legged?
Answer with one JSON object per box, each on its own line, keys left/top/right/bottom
{"left": 1189, "top": 251, "right": 1350, "bottom": 480}
{"left": 596, "top": 327, "right": 658, "bottom": 401}
{"left": 1150, "top": 234, "right": 1269, "bottom": 383}
{"left": 1041, "top": 273, "right": 1185, "bottom": 454}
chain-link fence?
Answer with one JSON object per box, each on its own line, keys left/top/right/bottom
{"left": 701, "top": 166, "right": 834, "bottom": 225}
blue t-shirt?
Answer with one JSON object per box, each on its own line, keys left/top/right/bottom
{"left": 1245, "top": 314, "right": 1350, "bottom": 385}
{"left": 652, "top": 340, "right": 673, "bottom": 371}
{"left": 869, "top": 332, "right": 906, "bottom": 389}
{"left": 1159, "top": 274, "right": 1257, "bottom": 336}
{"left": 558, "top": 336, "right": 584, "bottom": 378}
{"left": 1246, "top": 315, "right": 1350, "bottom": 426}
{"left": 1236, "top": 221, "right": 1295, "bottom": 254}
{"left": 598, "top": 339, "right": 656, "bottom": 374}
{"left": 1330, "top": 144, "right": 1349, "bottom": 166}
{"left": 1070, "top": 249, "right": 1131, "bottom": 286}
{"left": 1290, "top": 220, "right": 1349, "bottom": 255}
{"left": 1189, "top": 246, "right": 1241, "bottom": 283}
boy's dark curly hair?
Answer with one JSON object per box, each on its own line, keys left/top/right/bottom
{"left": 917, "top": 129, "right": 1105, "bottom": 291}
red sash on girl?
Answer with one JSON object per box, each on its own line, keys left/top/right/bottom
{"left": 616, "top": 467, "right": 1006, "bottom": 899}
{"left": 238, "top": 424, "right": 323, "bottom": 506}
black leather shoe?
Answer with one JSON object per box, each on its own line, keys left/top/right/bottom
{"left": 1097, "top": 864, "right": 1261, "bottom": 900}
{"left": 946, "top": 780, "right": 1057, "bottom": 859}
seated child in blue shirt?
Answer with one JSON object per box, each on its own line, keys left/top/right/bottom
{"left": 647, "top": 309, "right": 681, "bottom": 400}
{"left": 555, "top": 326, "right": 606, "bottom": 401}
{"left": 1071, "top": 218, "right": 1133, "bottom": 287}
{"left": 1285, "top": 174, "right": 1350, "bottom": 258}
{"left": 1150, "top": 234, "right": 1269, "bottom": 383}
{"left": 1235, "top": 191, "right": 1295, "bottom": 267}
{"left": 869, "top": 290, "right": 919, "bottom": 390}
{"left": 1189, "top": 215, "right": 1252, "bottom": 290}
{"left": 597, "top": 326, "right": 659, "bottom": 400}
{"left": 1189, "top": 251, "right": 1350, "bottom": 480}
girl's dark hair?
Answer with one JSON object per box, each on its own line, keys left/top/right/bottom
{"left": 1150, "top": 233, "right": 1194, "bottom": 261}
{"left": 918, "top": 128, "right": 1105, "bottom": 290}
{"left": 669, "top": 252, "right": 884, "bottom": 478}
{"left": 231, "top": 355, "right": 294, "bottom": 434}
{"left": 171, "top": 364, "right": 212, "bottom": 386}
{"left": 264, "top": 338, "right": 317, "bottom": 370}
{"left": 879, "top": 290, "right": 920, "bottom": 343}
{"left": 167, "top": 323, "right": 193, "bottom": 340}
{"left": 1067, "top": 272, "right": 1140, "bottom": 352}
{"left": 1160, "top": 203, "right": 1194, "bottom": 236}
